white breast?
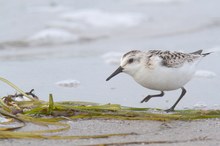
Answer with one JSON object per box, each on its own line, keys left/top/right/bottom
{"left": 132, "top": 62, "right": 197, "bottom": 91}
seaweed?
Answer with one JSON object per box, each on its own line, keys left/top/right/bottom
{"left": 0, "top": 77, "right": 220, "bottom": 139}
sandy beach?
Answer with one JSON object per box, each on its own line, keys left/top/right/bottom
{"left": 1, "top": 119, "right": 220, "bottom": 146}
{"left": 1, "top": 0, "right": 220, "bottom": 145}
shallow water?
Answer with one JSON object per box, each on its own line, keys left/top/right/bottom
{"left": 0, "top": 0, "right": 220, "bottom": 109}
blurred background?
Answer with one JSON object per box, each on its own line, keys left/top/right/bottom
{"left": 0, "top": 0, "right": 219, "bottom": 110}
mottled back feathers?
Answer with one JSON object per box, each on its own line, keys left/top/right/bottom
{"left": 148, "top": 50, "right": 204, "bottom": 68}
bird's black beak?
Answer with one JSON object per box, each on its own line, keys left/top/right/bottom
{"left": 106, "top": 66, "right": 123, "bottom": 81}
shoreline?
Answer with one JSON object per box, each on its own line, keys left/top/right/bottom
{"left": 1, "top": 119, "right": 220, "bottom": 146}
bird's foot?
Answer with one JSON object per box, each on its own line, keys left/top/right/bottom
{"left": 164, "top": 107, "right": 175, "bottom": 113}
{"left": 140, "top": 96, "right": 151, "bottom": 103}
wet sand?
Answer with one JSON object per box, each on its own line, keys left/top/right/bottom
{"left": 1, "top": 0, "right": 220, "bottom": 145}
{"left": 1, "top": 119, "right": 220, "bottom": 146}
{"left": 0, "top": 0, "right": 219, "bottom": 109}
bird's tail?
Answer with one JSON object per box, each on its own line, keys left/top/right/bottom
{"left": 190, "top": 49, "right": 212, "bottom": 57}
{"left": 202, "top": 52, "right": 212, "bottom": 57}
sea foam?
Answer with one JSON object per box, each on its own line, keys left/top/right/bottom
{"left": 194, "top": 70, "right": 216, "bottom": 79}
{"left": 55, "top": 79, "right": 80, "bottom": 88}
{"left": 27, "top": 9, "right": 143, "bottom": 45}
{"left": 27, "top": 28, "right": 78, "bottom": 45}
{"left": 101, "top": 52, "right": 124, "bottom": 65}
{"left": 60, "top": 9, "right": 143, "bottom": 28}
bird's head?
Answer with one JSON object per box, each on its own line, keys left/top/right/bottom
{"left": 106, "top": 50, "right": 143, "bottom": 81}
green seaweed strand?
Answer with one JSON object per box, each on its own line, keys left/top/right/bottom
{"left": 0, "top": 77, "right": 35, "bottom": 101}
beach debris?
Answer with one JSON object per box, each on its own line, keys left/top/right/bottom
{"left": 3, "top": 89, "right": 38, "bottom": 102}
{"left": 0, "top": 117, "right": 10, "bottom": 123}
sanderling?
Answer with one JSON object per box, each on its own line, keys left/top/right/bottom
{"left": 106, "top": 49, "right": 211, "bottom": 112}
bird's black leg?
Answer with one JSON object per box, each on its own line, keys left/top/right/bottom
{"left": 165, "top": 87, "right": 186, "bottom": 112}
{"left": 140, "top": 91, "right": 164, "bottom": 103}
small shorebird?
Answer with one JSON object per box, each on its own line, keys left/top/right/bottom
{"left": 106, "top": 49, "right": 210, "bottom": 112}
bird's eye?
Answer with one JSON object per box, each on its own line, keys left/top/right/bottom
{"left": 128, "top": 58, "right": 134, "bottom": 64}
